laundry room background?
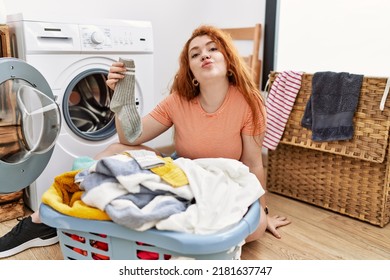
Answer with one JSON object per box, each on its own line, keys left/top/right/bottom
{"left": 1, "top": 0, "right": 266, "bottom": 148}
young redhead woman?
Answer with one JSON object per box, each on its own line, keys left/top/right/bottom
{"left": 0, "top": 26, "right": 290, "bottom": 259}
{"left": 100, "top": 25, "right": 290, "bottom": 241}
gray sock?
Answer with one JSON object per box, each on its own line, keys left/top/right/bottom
{"left": 110, "top": 58, "right": 142, "bottom": 142}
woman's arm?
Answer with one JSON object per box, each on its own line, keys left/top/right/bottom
{"left": 241, "top": 133, "right": 290, "bottom": 240}
{"left": 106, "top": 61, "right": 171, "bottom": 146}
{"left": 240, "top": 133, "right": 266, "bottom": 191}
{"left": 116, "top": 114, "right": 170, "bottom": 146}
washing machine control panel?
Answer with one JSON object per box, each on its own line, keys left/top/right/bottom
{"left": 80, "top": 24, "right": 153, "bottom": 53}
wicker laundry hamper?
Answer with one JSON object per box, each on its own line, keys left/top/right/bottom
{"left": 267, "top": 72, "right": 390, "bottom": 227}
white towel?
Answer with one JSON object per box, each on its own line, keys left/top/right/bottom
{"left": 156, "top": 158, "right": 264, "bottom": 234}
{"left": 263, "top": 71, "right": 303, "bottom": 150}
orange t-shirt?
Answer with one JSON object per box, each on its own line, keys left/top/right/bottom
{"left": 149, "top": 86, "right": 266, "bottom": 160}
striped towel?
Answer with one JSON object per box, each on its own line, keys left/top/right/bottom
{"left": 263, "top": 71, "right": 303, "bottom": 150}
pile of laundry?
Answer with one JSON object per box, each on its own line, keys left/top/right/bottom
{"left": 41, "top": 150, "right": 264, "bottom": 235}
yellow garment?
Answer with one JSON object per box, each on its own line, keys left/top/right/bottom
{"left": 41, "top": 170, "right": 110, "bottom": 220}
{"left": 150, "top": 157, "right": 189, "bottom": 187}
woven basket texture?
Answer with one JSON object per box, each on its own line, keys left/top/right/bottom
{"left": 269, "top": 73, "right": 390, "bottom": 163}
{"left": 267, "top": 72, "right": 390, "bottom": 227}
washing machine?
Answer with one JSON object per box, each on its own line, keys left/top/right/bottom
{"left": 5, "top": 13, "right": 155, "bottom": 211}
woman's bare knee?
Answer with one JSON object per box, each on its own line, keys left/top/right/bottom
{"left": 94, "top": 143, "right": 128, "bottom": 159}
{"left": 94, "top": 143, "right": 161, "bottom": 160}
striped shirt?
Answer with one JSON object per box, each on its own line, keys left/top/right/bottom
{"left": 263, "top": 71, "right": 303, "bottom": 150}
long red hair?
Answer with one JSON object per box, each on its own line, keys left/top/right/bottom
{"left": 171, "top": 25, "right": 265, "bottom": 136}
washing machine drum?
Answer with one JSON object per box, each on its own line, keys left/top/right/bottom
{"left": 0, "top": 58, "right": 61, "bottom": 193}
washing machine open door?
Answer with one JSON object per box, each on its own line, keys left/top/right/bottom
{"left": 0, "top": 58, "right": 61, "bottom": 193}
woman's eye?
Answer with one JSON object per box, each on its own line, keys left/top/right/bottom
{"left": 191, "top": 53, "right": 199, "bottom": 59}
{"left": 210, "top": 47, "right": 218, "bottom": 51}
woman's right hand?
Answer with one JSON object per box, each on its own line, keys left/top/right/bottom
{"left": 106, "top": 61, "right": 127, "bottom": 91}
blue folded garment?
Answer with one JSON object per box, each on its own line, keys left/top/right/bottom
{"left": 72, "top": 156, "right": 96, "bottom": 170}
{"left": 301, "top": 71, "right": 363, "bottom": 141}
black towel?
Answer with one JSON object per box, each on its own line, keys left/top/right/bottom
{"left": 301, "top": 71, "right": 363, "bottom": 141}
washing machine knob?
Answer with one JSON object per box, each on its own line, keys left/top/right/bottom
{"left": 91, "top": 31, "right": 105, "bottom": 44}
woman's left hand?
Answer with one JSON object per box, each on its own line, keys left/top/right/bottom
{"left": 266, "top": 214, "right": 291, "bottom": 239}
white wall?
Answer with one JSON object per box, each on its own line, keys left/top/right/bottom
{"left": 275, "top": 0, "right": 390, "bottom": 77}
{"left": 2, "top": 0, "right": 266, "bottom": 147}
